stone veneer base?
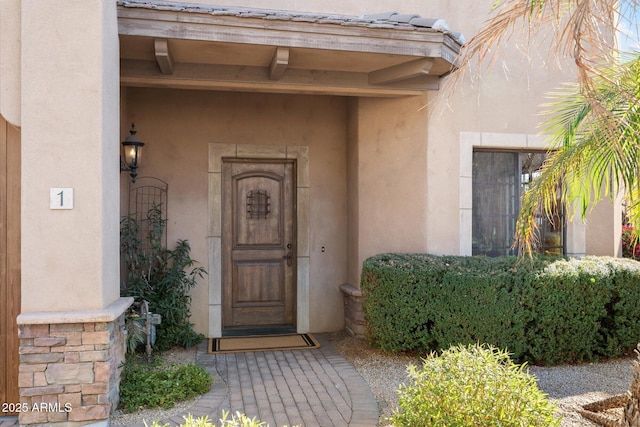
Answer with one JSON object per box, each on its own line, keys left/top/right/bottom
{"left": 340, "top": 284, "right": 366, "bottom": 337}
{"left": 16, "top": 297, "right": 133, "bottom": 426}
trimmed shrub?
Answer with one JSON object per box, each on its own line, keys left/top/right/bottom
{"left": 390, "top": 344, "right": 560, "bottom": 427}
{"left": 361, "top": 253, "right": 640, "bottom": 364}
{"left": 522, "top": 257, "right": 611, "bottom": 364}
{"left": 596, "top": 257, "right": 640, "bottom": 355}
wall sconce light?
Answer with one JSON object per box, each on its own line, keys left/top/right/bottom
{"left": 120, "top": 122, "right": 145, "bottom": 183}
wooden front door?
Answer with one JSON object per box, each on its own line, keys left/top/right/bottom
{"left": 0, "top": 115, "right": 20, "bottom": 414}
{"left": 222, "top": 159, "right": 296, "bottom": 333}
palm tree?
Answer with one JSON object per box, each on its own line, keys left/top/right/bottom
{"left": 451, "top": 0, "right": 640, "bottom": 254}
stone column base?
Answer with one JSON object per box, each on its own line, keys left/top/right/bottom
{"left": 340, "top": 284, "right": 366, "bottom": 338}
{"left": 16, "top": 297, "right": 133, "bottom": 426}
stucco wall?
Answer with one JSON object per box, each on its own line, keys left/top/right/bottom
{"left": 586, "top": 193, "right": 624, "bottom": 256}
{"left": 122, "top": 88, "right": 348, "bottom": 333}
{"left": 21, "top": 0, "right": 120, "bottom": 312}
{"left": 348, "top": 95, "right": 430, "bottom": 284}
{"left": 346, "top": 99, "right": 359, "bottom": 287}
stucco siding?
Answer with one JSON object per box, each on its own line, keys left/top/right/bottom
{"left": 21, "top": 0, "right": 120, "bottom": 312}
{"left": 354, "top": 95, "right": 430, "bottom": 265}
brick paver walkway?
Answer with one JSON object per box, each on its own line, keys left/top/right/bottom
{"left": 0, "top": 417, "right": 18, "bottom": 427}
{"left": 114, "top": 334, "right": 379, "bottom": 427}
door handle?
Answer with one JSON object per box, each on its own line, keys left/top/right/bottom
{"left": 283, "top": 252, "right": 293, "bottom": 267}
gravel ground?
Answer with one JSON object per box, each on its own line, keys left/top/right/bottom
{"left": 529, "top": 357, "right": 633, "bottom": 426}
{"left": 330, "top": 333, "right": 636, "bottom": 427}
{"left": 113, "top": 334, "right": 636, "bottom": 426}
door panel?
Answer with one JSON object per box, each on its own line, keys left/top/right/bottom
{"left": 222, "top": 159, "right": 295, "bottom": 331}
{"left": 235, "top": 261, "right": 283, "bottom": 304}
{"left": 234, "top": 173, "right": 283, "bottom": 247}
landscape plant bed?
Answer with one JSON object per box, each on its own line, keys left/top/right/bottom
{"left": 118, "top": 348, "right": 211, "bottom": 414}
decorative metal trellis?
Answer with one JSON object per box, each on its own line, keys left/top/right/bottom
{"left": 128, "top": 176, "right": 168, "bottom": 251}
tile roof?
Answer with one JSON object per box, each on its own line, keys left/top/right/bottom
{"left": 117, "top": 0, "right": 465, "bottom": 45}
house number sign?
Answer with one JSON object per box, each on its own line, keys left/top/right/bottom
{"left": 50, "top": 188, "right": 73, "bottom": 210}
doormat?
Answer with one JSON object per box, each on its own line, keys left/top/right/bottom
{"left": 209, "top": 333, "right": 319, "bottom": 354}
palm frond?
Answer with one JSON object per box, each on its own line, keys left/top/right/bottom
{"left": 449, "top": 0, "right": 635, "bottom": 106}
{"left": 515, "top": 56, "right": 640, "bottom": 255}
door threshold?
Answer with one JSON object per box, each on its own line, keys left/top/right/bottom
{"left": 222, "top": 326, "right": 297, "bottom": 337}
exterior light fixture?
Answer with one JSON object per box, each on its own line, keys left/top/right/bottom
{"left": 120, "top": 123, "right": 145, "bottom": 183}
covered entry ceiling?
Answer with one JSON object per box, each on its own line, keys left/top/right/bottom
{"left": 118, "top": 0, "right": 464, "bottom": 96}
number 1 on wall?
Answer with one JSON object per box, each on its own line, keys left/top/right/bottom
{"left": 50, "top": 188, "right": 73, "bottom": 209}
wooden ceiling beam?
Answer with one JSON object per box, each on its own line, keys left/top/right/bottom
{"left": 154, "top": 38, "right": 174, "bottom": 75}
{"left": 269, "top": 47, "right": 289, "bottom": 81}
{"left": 368, "top": 58, "right": 434, "bottom": 85}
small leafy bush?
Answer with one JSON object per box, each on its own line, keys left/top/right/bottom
{"left": 362, "top": 253, "right": 640, "bottom": 364}
{"left": 121, "top": 206, "right": 206, "bottom": 351}
{"left": 119, "top": 359, "right": 212, "bottom": 413}
{"left": 390, "top": 344, "right": 560, "bottom": 427}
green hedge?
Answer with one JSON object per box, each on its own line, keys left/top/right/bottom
{"left": 361, "top": 254, "right": 640, "bottom": 365}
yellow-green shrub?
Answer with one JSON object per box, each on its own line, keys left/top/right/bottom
{"left": 390, "top": 344, "right": 560, "bottom": 427}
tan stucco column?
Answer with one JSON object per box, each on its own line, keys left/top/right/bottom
{"left": 346, "top": 95, "right": 430, "bottom": 285}
{"left": 585, "top": 195, "right": 624, "bottom": 257}
{"left": 19, "top": 2, "right": 127, "bottom": 425}
{"left": 21, "top": 0, "right": 120, "bottom": 313}
{"left": 343, "top": 95, "right": 430, "bottom": 335}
